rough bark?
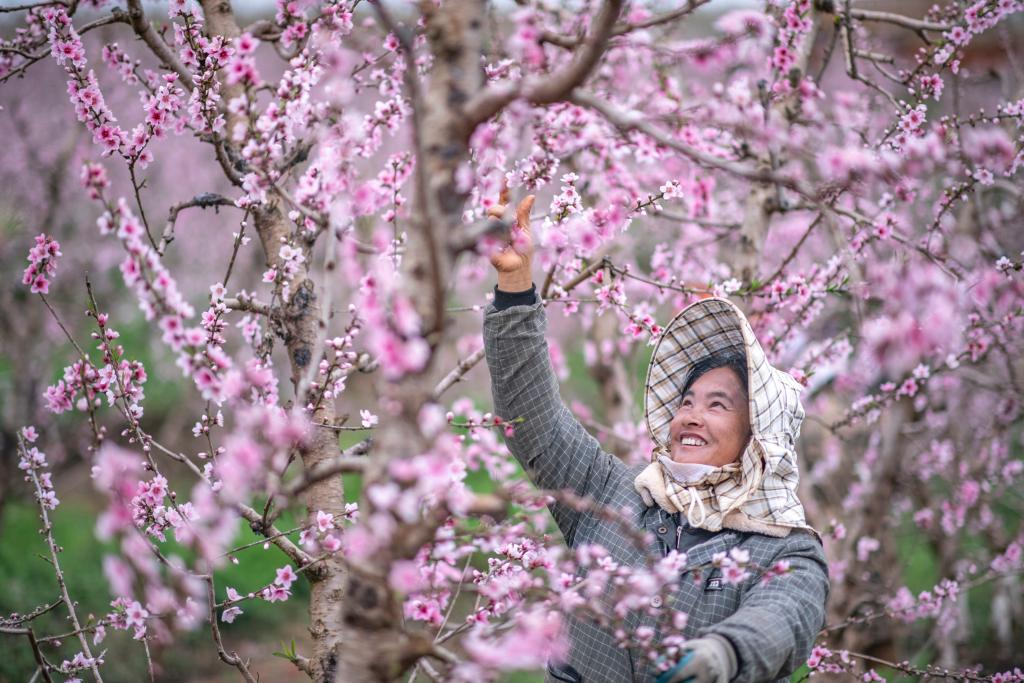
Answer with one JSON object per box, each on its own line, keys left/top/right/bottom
{"left": 196, "top": 4, "right": 349, "bottom": 680}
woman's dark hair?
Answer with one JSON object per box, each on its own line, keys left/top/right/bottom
{"left": 680, "top": 353, "right": 748, "bottom": 400}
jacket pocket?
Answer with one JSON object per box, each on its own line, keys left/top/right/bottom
{"left": 547, "top": 662, "right": 583, "bottom": 682}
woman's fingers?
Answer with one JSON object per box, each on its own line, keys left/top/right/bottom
{"left": 498, "top": 179, "right": 510, "bottom": 207}
{"left": 484, "top": 189, "right": 534, "bottom": 245}
{"left": 516, "top": 195, "right": 535, "bottom": 233}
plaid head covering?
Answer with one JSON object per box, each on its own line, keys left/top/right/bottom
{"left": 634, "top": 297, "right": 817, "bottom": 538}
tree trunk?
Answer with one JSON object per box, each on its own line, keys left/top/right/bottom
{"left": 589, "top": 311, "right": 636, "bottom": 460}
{"left": 332, "top": 2, "right": 488, "bottom": 681}
{"left": 735, "top": 9, "right": 820, "bottom": 285}
{"left": 833, "top": 400, "right": 910, "bottom": 657}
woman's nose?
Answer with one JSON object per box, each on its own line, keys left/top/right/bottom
{"left": 675, "top": 405, "right": 703, "bottom": 426}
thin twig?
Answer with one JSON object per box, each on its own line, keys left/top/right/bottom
{"left": 759, "top": 213, "right": 824, "bottom": 288}
{"left": 571, "top": 90, "right": 815, "bottom": 198}
{"left": 542, "top": 0, "right": 710, "bottom": 47}
{"left": 159, "top": 193, "right": 237, "bottom": 255}
{"left": 221, "top": 210, "right": 249, "bottom": 287}
{"left": 18, "top": 438, "right": 105, "bottom": 683}
{"left": 0, "top": 598, "right": 64, "bottom": 627}
{"left": 0, "top": 0, "right": 69, "bottom": 12}
{"left": 431, "top": 347, "right": 485, "bottom": 400}
{"left": 37, "top": 294, "right": 89, "bottom": 359}
{"left": 142, "top": 637, "right": 156, "bottom": 683}
{"left": 202, "top": 574, "right": 259, "bottom": 683}
{"left": 128, "top": 161, "right": 158, "bottom": 251}
{"left": 1, "top": 13, "right": 126, "bottom": 84}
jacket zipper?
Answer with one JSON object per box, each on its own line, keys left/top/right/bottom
{"left": 675, "top": 515, "right": 683, "bottom": 551}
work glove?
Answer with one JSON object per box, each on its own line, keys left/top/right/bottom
{"left": 654, "top": 634, "right": 738, "bottom": 683}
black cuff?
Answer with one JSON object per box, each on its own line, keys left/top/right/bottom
{"left": 493, "top": 284, "right": 537, "bottom": 310}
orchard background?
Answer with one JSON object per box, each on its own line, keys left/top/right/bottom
{"left": 1, "top": 0, "right": 1022, "bottom": 681}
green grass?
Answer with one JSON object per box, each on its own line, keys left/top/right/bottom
{"left": 0, "top": 496, "right": 309, "bottom": 681}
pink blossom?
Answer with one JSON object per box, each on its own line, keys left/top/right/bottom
{"left": 262, "top": 585, "right": 290, "bottom": 603}
{"left": 464, "top": 608, "right": 567, "bottom": 670}
{"left": 125, "top": 600, "right": 148, "bottom": 629}
{"left": 341, "top": 526, "right": 377, "bottom": 560}
{"left": 316, "top": 510, "right": 335, "bottom": 533}
{"left": 404, "top": 597, "right": 444, "bottom": 625}
{"left": 388, "top": 560, "right": 427, "bottom": 593}
{"left": 275, "top": 564, "right": 298, "bottom": 589}
{"left": 722, "top": 563, "right": 749, "bottom": 585}
{"left": 807, "top": 645, "right": 832, "bottom": 670}
{"left": 321, "top": 534, "right": 342, "bottom": 553}
{"left": 856, "top": 536, "right": 880, "bottom": 563}
{"left": 22, "top": 233, "right": 62, "bottom": 294}
{"left": 367, "top": 482, "right": 400, "bottom": 510}
{"left": 221, "top": 605, "right": 243, "bottom": 623}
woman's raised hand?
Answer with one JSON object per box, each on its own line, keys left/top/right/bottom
{"left": 487, "top": 183, "right": 536, "bottom": 287}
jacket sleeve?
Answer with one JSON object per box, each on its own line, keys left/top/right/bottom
{"left": 482, "top": 292, "right": 626, "bottom": 545}
{"left": 699, "top": 531, "right": 829, "bottom": 683}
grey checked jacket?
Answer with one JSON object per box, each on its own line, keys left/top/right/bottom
{"left": 483, "top": 295, "right": 828, "bottom": 683}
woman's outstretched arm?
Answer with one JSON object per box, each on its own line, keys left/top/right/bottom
{"left": 482, "top": 192, "right": 626, "bottom": 544}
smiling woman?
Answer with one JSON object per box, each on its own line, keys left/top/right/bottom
{"left": 669, "top": 355, "right": 752, "bottom": 468}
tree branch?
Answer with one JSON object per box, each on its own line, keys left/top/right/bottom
{"left": 202, "top": 574, "right": 259, "bottom": 683}
{"left": 159, "top": 192, "right": 236, "bottom": 255}
{"left": 224, "top": 295, "right": 272, "bottom": 316}
{"left": 570, "top": 89, "right": 811, "bottom": 195}
{"left": 848, "top": 7, "right": 949, "bottom": 33}
{"left": 0, "top": 0, "right": 67, "bottom": 13}
{"left": 464, "top": 0, "right": 625, "bottom": 128}
{"left": 542, "top": 0, "right": 709, "bottom": 48}
{"left": 0, "top": 13, "right": 126, "bottom": 84}
{"left": 283, "top": 439, "right": 371, "bottom": 498}
{"left": 431, "top": 347, "right": 485, "bottom": 400}
{"left": 124, "top": 0, "right": 194, "bottom": 89}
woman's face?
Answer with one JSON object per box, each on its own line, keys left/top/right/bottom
{"left": 668, "top": 366, "right": 751, "bottom": 466}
